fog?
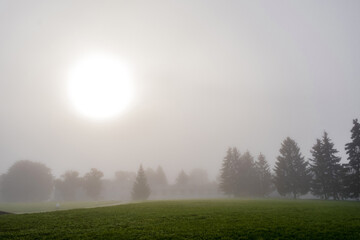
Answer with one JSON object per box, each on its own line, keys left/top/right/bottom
{"left": 0, "top": 0, "right": 359, "bottom": 186}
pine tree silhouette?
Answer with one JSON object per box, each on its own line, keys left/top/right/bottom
{"left": 132, "top": 165, "right": 151, "bottom": 201}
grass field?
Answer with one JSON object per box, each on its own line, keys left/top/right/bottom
{"left": 0, "top": 199, "right": 359, "bottom": 239}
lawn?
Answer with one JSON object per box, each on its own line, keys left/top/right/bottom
{"left": 0, "top": 199, "right": 359, "bottom": 239}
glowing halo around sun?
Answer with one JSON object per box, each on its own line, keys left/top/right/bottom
{"left": 67, "top": 54, "right": 134, "bottom": 120}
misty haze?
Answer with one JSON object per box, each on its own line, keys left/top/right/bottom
{"left": 0, "top": 1, "right": 359, "bottom": 239}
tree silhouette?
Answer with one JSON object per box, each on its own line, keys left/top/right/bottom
{"left": 83, "top": 168, "right": 104, "bottom": 200}
{"left": 55, "top": 170, "right": 81, "bottom": 201}
{"left": 255, "top": 153, "right": 273, "bottom": 197}
{"left": 0, "top": 160, "right": 53, "bottom": 202}
{"left": 132, "top": 165, "right": 150, "bottom": 201}
{"left": 309, "top": 139, "right": 327, "bottom": 198}
{"left": 145, "top": 168, "right": 157, "bottom": 188}
{"left": 219, "top": 147, "right": 240, "bottom": 196}
{"left": 310, "top": 132, "right": 343, "bottom": 200}
{"left": 175, "top": 170, "right": 189, "bottom": 186}
{"left": 188, "top": 168, "right": 209, "bottom": 186}
{"left": 234, "top": 151, "right": 258, "bottom": 197}
{"left": 220, "top": 148, "right": 265, "bottom": 197}
{"left": 274, "top": 137, "right": 311, "bottom": 199}
{"left": 156, "top": 166, "right": 168, "bottom": 186}
{"left": 321, "top": 132, "right": 343, "bottom": 199}
{"left": 345, "top": 119, "right": 360, "bottom": 200}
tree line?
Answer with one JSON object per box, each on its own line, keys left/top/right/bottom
{"left": 0, "top": 163, "right": 106, "bottom": 202}
{"left": 0, "top": 160, "right": 217, "bottom": 202}
{"left": 1, "top": 119, "right": 358, "bottom": 202}
{"left": 219, "top": 119, "right": 360, "bottom": 200}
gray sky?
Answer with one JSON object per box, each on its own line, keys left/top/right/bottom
{"left": 0, "top": 0, "right": 359, "bottom": 182}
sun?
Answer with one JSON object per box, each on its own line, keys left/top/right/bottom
{"left": 67, "top": 54, "right": 134, "bottom": 120}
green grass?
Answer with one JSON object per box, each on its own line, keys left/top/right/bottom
{"left": 0, "top": 200, "right": 122, "bottom": 214}
{"left": 0, "top": 199, "right": 359, "bottom": 239}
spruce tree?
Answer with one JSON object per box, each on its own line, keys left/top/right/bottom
{"left": 322, "top": 132, "right": 343, "bottom": 200}
{"left": 339, "top": 163, "right": 352, "bottom": 199}
{"left": 132, "top": 165, "right": 151, "bottom": 201}
{"left": 219, "top": 147, "right": 241, "bottom": 196}
{"left": 345, "top": 119, "right": 360, "bottom": 200}
{"left": 156, "top": 166, "right": 168, "bottom": 186}
{"left": 310, "top": 132, "right": 343, "bottom": 200}
{"left": 274, "top": 137, "right": 311, "bottom": 199}
{"left": 175, "top": 170, "right": 189, "bottom": 186}
{"left": 309, "top": 139, "right": 327, "bottom": 199}
{"left": 234, "top": 151, "right": 258, "bottom": 197}
{"left": 255, "top": 153, "right": 273, "bottom": 197}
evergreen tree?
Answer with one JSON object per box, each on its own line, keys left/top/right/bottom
{"left": 188, "top": 168, "right": 209, "bottom": 185}
{"left": 219, "top": 148, "right": 274, "bottom": 197}
{"left": 310, "top": 132, "right": 343, "bottom": 200}
{"left": 322, "top": 132, "right": 343, "bottom": 200}
{"left": 309, "top": 139, "right": 327, "bottom": 199}
{"left": 145, "top": 167, "right": 157, "bottom": 187}
{"left": 339, "top": 163, "right": 351, "bottom": 200}
{"left": 255, "top": 153, "right": 273, "bottom": 197}
{"left": 219, "top": 148, "right": 262, "bottom": 197}
{"left": 175, "top": 170, "right": 189, "bottom": 186}
{"left": 345, "top": 119, "right": 360, "bottom": 200}
{"left": 274, "top": 137, "right": 311, "bottom": 199}
{"left": 234, "top": 151, "right": 258, "bottom": 197}
{"left": 132, "top": 165, "right": 151, "bottom": 201}
{"left": 156, "top": 166, "right": 168, "bottom": 186}
{"left": 219, "top": 147, "right": 241, "bottom": 196}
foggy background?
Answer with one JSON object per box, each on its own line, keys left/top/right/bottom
{"left": 0, "top": 0, "right": 359, "bottom": 182}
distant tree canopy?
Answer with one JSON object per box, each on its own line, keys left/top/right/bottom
{"left": 145, "top": 166, "right": 168, "bottom": 188}
{"left": 132, "top": 165, "right": 150, "bottom": 201}
{"left": 115, "top": 171, "right": 136, "bottom": 183}
{"left": 255, "top": 153, "right": 273, "bottom": 197}
{"left": 188, "top": 168, "right": 209, "bottom": 186}
{"left": 235, "top": 151, "right": 259, "bottom": 196}
{"left": 345, "top": 118, "right": 360, "bottom": 200}
{"left": 274, "top": 137, "right": 311, "bottom": 199}
{"left": 55, "top": 171, "right": 82, "bottom": 201}
{"left": 83, "top": 168, "right": 104, "bottom": 200}
{"left": 175, "top": 170, "right": 189, "bottom": 186}
{"left": 309, "top": 132, "right": 343, "bottom": 200}
{"left": 1, "top": 118, "right": 360, "bottom": 203}
{"left": 0, "top": 160, "right": 53, "bottom": 202}
{"left": 219, "top": 148, "right": 272, "bottom": 197}
{"left": 156, "top": 166, "right": 168, "bottom": 186}
{"left": 219, "top": 147, "right": 240, "bottom": 196}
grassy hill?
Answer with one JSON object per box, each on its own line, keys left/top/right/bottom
{"left": 0, "top": 199, "right": 359, "bottom": 239}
